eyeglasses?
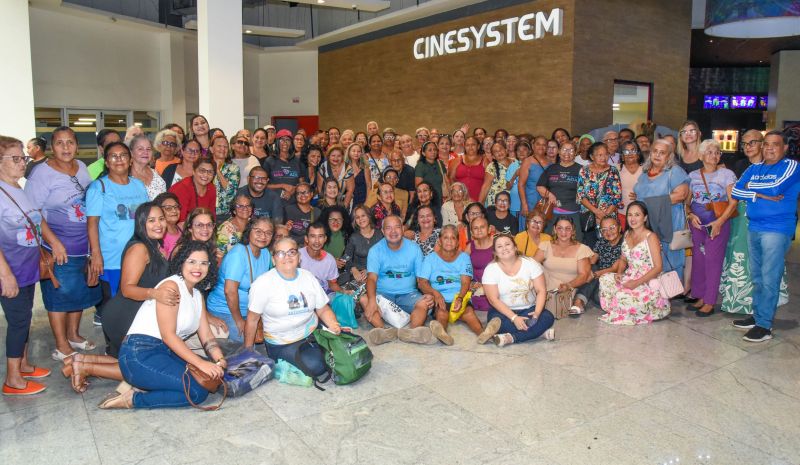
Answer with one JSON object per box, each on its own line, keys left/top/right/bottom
{"left": 161, "top": 204, "right": 181, "bottom": 211}
{"left": 160, "top": 141, "right": 178, "bottom": 148}
{"left": 235, "top": 140, "right": 250, "bottom": 146}
{"left": 69, "top": 175, "right": 86, "bottom": 195}
{"left": 249, "top": 175, "right": 267, "bottom": 182}
{"left": 274, "top": 248, "right": 299, "bottom": 259}
{"left": 328, "top": 217, "right": 343, "bottom": 223}
{"left": 561, "top": 149, "right": 575, "bottom": 155}
{"left": 234, "top": 204, "right": 253, "bottom": 210}
{"left": 383, "top": 134, "right": 396, "bottom": 140}
{"left": 679, "top": 128, "right": 698, "bottom": 135}
{"left": 185, "top": 259, "right": 211, "bottom": 267}
{"left": 196, "top": 168, "right": 215, "bottom": 176}
{"left": 599, "top": 226, "right": 617, "bottom": 233}
{"left": 742, "top": 139, "right": 763, "bottom": 148}
{"left": 296, "top": 190, "right": 311, "bottom": 196}
{"left": 496, "top": 198, "right": 509, "bottom": 203}
{"left": 184, "top": 148, "right": 201, "bottom": 155}
{"left": 622, "top": 149, "right": 639, "bottom": 155}
{"left": 192, "top": 222, "right": 214, "bottom": 230}
{"left": 529, "top": 220, "right": 544, "bottom": 225}
{"left": 603, "top": 137, "right": 619, "bottom": 143}
{"left": 252, "top": 228, "right": 272, "bottom": 237}
{"left": 107, "top": 153, "right": 130, "bottom": 162}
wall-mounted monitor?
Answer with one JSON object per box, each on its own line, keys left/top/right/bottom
{"left": 704, "top": 95, "right": 729, "bottom": 110}
{"left": 731, "top": 95, "right": 757, "bottom": 109}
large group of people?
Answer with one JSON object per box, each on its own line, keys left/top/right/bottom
{"left": 0, "top": 117, "right": 797, "bottom": 408}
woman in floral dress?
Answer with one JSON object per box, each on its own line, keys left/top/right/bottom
{"left": 599, "top": 201, "right": 671, "bottom": 325}
{"left": 577, "top": 142, "right": 622, "bottom": 248}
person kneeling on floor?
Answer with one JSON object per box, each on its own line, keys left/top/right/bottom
{"left": 359, "top": 215, "right": 435, "bottom": 345}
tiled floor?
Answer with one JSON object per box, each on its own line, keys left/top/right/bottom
{"left": 2, "top": 262, "right": 799, "bottom": 465}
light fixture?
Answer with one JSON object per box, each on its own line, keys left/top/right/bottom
{"left": 74, "top": 121, "right": 94, "bottom": 126}
{"left": 278, "top": 0, "right": 389, "bottom": 13}
{"left": 134, "top": 122, "right": 143, "bottom": 127}
{"left": 183, "top": 20, "right": 305, "bottom": 38}
{"left": 705, "top": 0, "right": 800, "bottom": 38}
{"left": 78, "top": 117, "right": 96, "bottom": 122}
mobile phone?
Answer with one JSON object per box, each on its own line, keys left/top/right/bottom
{"left": 705, "top": 225, "right": 713, "bottom": 235}
{"left": 526, "top": 315, "right": 538, "bottom": 327}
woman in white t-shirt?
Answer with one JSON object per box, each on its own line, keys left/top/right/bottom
{"left": 103, "top": 241, "right": 226, "bottom": 409}
{"left": 482, "top": 234, "right": 555, "bottom": 346}
{"left": 245, "top": 237, "right": 342, "bottom": 378}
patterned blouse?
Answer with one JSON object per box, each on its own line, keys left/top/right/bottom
{"left": 577, "top": 165, "right": 623, "bottom": 214}
{"left": 414, "top": 228, "right": 441, "bottom": 256}
{"left": 485, "top": 161, "right": 509, "bottom": 206}
{"left": 370, "top": 202, "right": 401, "bottom": 229}
{"left": 593, "top": 237, "right": 623, "bottom": 270}
{"left": 215, "top": 219, "right": 244, "bottom": 257}
{"left": 143, "top": 168, "right": 167, "bottom": 201}
{"left": 214, "top": 162, "right": 241, "bottom": 217}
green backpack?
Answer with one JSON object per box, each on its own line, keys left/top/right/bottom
{"left": 313, "top": 329, "right": 373, "bottom": 385}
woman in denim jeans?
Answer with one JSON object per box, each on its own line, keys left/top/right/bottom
{"left": 104, "top": 241, "right": 225, "bottom": 409}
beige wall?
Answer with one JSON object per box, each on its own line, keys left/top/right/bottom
{"left": 319, "top": 0, "right": 691, "bottom": 136}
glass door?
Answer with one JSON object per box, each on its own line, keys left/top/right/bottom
{"left": 66, "top": 110, "right": 102, "bottom": 158}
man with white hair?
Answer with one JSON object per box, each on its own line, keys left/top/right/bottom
{"left": 602, "top": 130, "right": 621, "bottom": 166}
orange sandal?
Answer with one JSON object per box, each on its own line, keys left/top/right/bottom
{"left": 2, "top": 380, "right": 47, "bottom": 396}
{"left": 21, "top": 367, "right": 51, "bottom": 379}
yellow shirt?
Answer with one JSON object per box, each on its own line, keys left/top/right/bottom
{"left": 514, "top": 231, "right": 552, "bottom": 257}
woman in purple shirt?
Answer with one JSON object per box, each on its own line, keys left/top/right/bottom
{"left": 25, "top": 127, "right": 103, "bottom": 361}
{"left": 0, "top": 135, "right": 67, "bottom": 396}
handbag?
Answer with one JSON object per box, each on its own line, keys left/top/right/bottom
{"left": 222, "top": 348, "right": 275, "bottom": 398}
{"left": 182, "top": 363, "right": 227, "bottom": 411}
{"left": 245, "top": 248, "right": 265, "bottom": 344}
{"left": 534, "top": 197, "right": 554, "bottom": 222}
{"left": 700, "top": 170, "right": 737, "bottom": 220}
{"left": 0, "top": 185, "right": 60, "bottom": 288}
{"left": 436, "top": 159, "right": 450, "bottom": 200}
{"left": 648, "top": 270, "right": 684, "bottom": 299}
{"left": 669, "top": 228, "right": 693, "bottom": 250}
{"left": 546, "top": 288, "right": 576, "bottom": 320}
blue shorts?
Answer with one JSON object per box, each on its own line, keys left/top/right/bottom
{"left": 100, "top": 269, "right": 123, "bottom": 297}
{"left": 379, "top": 290, "right": 424, "bottom": 314}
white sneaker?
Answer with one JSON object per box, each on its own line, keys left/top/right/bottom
{"left": 492, "top": 333, "right": 514, "bottom": 347}
{"left": 544, "top": 328, "right": 555, "bottom": 341}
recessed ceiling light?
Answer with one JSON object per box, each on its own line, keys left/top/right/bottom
{"left": 245, "top": 29, "right": 252, "bottom": 34}
{"left": 708, "top": 39, "right": 714, "bottom": 43}
{"left": 318, "top": 0, "right": 325, "bottom": 3}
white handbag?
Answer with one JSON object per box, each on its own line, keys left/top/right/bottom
{"left": 376, "top": 295, "right": 411, "bottom": 328}
{"left": 669, "top": 228, "right": 693, "bottom": 251}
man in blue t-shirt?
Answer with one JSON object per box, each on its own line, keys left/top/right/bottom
{"left": 731, "top": 130, "right": 800, "bottom": 342}
{"left": 361, "top": 215, "right": 435, "bottom": 345}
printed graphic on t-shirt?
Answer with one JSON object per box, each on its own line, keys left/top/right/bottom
{"left": 384, "top": 270, "right": 412, "bottom": 279}
{"left": 67, "top": 199, "right": 87, "bottom": 223}
{"left": 115, "top": 204, "right": 137, "bottom": 220}
{"left": 433, "top": 274, "right": 460, "bottom": 286}
{"left": 287, "top": 292, "right": 310, "bottom": 314}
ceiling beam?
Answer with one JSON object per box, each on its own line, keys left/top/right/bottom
{"left": 183, "top": 19, "right": 305, "bottom": 38}
{"left": 278, "top": 0, "right": 390, "bottom": 13}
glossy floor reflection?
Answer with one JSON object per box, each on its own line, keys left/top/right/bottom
{"left": 2, "top": 262, "right": 799, "bottom": 465}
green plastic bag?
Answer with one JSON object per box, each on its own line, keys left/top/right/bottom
{"left": 274, "top": 358, "right": 313, "bottom": 387}
{"left": 313, "top": 328, "right": 373, "bottom": 385}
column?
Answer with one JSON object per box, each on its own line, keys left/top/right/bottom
{"left": 197, "top": 0, "right": 243, "bottom": 137}
{"left": 767, "top": 50, "right": 800, "bottom": 130}
{"left": 159, "top": 32, "right": 187, "bottom": 128}
{"left": 0, "top": 2, "right": 36, "bottom": 140}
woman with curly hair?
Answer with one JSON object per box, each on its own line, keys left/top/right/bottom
{"left": 102, "top": 240, "right": 225, "bottom": 409}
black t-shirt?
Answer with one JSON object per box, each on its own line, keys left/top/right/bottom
{"left": 284, "top": 204, "right": 321, "bottom": 242}
{"left": 397, "top": 165, "right": 416, "bottom": 193}
{"left": 487, "top": 207, "right": 519, "bottom": 235}
{"left": 263, "top": 155, "right": 303, "bottom": 188}
{"left": 536, "top": 163, "right": 582, "bottom": 212}
{"left": 238, "top": 186, "right": 283, "bottom": 222}
{"left": 25, "top": 158, "right": 47, "bottom": 179}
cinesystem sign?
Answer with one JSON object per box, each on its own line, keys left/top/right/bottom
{"left": 412, "top": 8, "right": 564, "bottom": 60}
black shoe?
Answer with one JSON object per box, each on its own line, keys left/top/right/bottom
{"left": 743, "top": 326, "right": 773, "bottom": 342}
{"left": 696, "top": 308, "right": 715, "bottom": 318}
{"left": 732, "top": 316, "right": 755, "bottom": 330}
{"left": 682, "top": 295, "right": 699, "bottom": 304}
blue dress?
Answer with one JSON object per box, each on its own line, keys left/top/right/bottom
{"left": 524, "top": 160, "right": 547, "bottom": 213}
{"left": 633, "top": 167, "right": 690, "bottom": 280}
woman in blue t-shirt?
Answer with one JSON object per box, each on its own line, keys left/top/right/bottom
{"left": 86, "top": 142, "right": 149, "bottom": 323}
{"left": 206, "top": 217, "right": 274, "bottom": 342}
{"left": 418, "top": 225, "right": 501, "bottom": 346}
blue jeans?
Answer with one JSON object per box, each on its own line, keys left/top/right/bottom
{"left": 748, "top": 231, "right": 792, "bottom": 329}
{"left": 265, "top": 336, "right": 327, "bottom": 378}
{"left": 487, "top": 306, "right": 555, "bottom": 343}
{"left": 118, "top": 334, "right": 209, "bottom": 409}
{"left": 0, "top": 284, "right": 34, "bottom": 358}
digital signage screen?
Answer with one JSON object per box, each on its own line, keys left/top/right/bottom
{"left": 731, "top": 95, "right": 757, "bottom": 109}
{"left": 704, "top": 95, "right": 729, "bottom": 110}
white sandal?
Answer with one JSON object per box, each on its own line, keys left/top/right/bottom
{"left": 568, "top": 305, "right": 584, "bottom": 316}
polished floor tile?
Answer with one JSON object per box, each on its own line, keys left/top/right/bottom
{"left": 1, "top": 255, "right": 799, "bottom": 464}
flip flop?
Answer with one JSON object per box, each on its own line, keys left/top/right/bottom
{"left": 68, "top": 339, "right": 97, "bottom": 351}
{"left": 51, "top": 349, "right": 78, "bottom": 362}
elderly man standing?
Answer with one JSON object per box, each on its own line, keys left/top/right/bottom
{"left": 360, "top": 215, "right": 435, "bottom": 345}
{"left": 731, "top": 130, "right": 800, "bottom": 342}
{"left": 602, "top": 130, "right": 621, "bottom": 166}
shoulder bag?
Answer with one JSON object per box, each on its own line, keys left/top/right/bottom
{"left": 245, "top": 247, "right": 265, "bottom": 344}
{"left": 667, "top": 169, "right": 693, "bottom": 250}
{"left": 0, "top": 185, "right": 60, "bottom": 288}
{"left": 644, "top": 235, "right": 684, "bottom": 299}
{"left": 182, "top": 363, "right": 227, "bottom": 411}
{"left": 700, "top": 170, "right": 737, "bottom": 220}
